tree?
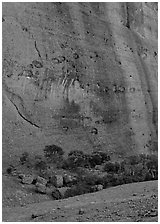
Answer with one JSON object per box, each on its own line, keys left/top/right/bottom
{"left": 68, "top": 150, "right": 84, "bottom": 157}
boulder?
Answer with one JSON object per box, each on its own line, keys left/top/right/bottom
{"left": 63, "top": 174, "right": 77, "bottom": 185}
{"left": 49, "top": 175, "right": 63, "bottom": 188}
{"left": 57, "top": 187, "right": 70, "bottom": 198}
{"left": 46, "top": 185, "right": 57, "bottom": 195}
{"left": 96, "top": 184, "right": 103, "bottom": 191}
{"left": 36, "top": 176, "right": 48, "bottom": 185}
{"left": 35, "top": 183, "right": 46, "bottom": 194}
{"left": 90, "top": 184, "right": 103, "bottom": 192}
{"left": 20, "top": 174, "right": 34, "bottom": 184}
{"left": 95, "top": 165, "right": 104, "bottom": 171}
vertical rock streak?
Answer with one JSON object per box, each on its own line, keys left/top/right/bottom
{"left": 106, "top": 3, "right": 157, "bottom": 153}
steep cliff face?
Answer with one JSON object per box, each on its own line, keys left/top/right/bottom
{"left": 2, "top": 2, "right": 158, "bottom": 165}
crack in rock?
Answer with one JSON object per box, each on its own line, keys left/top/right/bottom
{"left": 3, "top": 80, "right": 40, "bottom": 128}
{"left": 10, "top": 100, "right": 40, "bottom": 128}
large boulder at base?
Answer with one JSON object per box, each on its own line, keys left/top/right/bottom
{"left": 36, "top": 176, "right": 48, "bottom": 185}
{"left": 20, "top": 174, "right": 34, "bottom": 185}
{"left": 35, "top": 182, "right": 47, "bottom": 194}
{"left": 57, "top": 187, "right": 70, "bottom": 198}
{"left": 46, "top": 185, "right": 57, "bottom": 195}
{"left": 49, "top": 175, "right": 63, "bottom": 188}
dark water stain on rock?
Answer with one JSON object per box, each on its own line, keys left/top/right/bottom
{"left": 101, "top": 110, "right": 119, "bottom": 124}
{"left": 63, "top": 99, "right": 80, "bottom": 115}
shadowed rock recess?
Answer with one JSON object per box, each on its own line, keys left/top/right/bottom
{"left": 2, "top": 2, "right": 158, "bottom": 166}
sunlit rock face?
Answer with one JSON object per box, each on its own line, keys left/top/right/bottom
{"left": 2, "top": 2, "right": 158, "bottom": 162}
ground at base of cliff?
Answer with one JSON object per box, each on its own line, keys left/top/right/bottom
{"left": 3, "top": 180, "right": 158, "bottom": 222}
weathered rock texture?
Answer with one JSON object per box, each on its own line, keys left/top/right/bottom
{"left": 2, "top": 2, "right": 158, "bottom": 165}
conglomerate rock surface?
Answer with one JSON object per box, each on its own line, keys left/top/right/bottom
{"left": 2, "top": 2, "right": 158, "bottom": 166}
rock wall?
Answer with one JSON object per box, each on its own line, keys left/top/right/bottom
{"left": 2, "top": 2, "right": 158, "bottom": 164}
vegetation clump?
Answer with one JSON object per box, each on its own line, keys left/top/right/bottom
{"left": 61, "top": 152, "right": 158, "bottom": 198}
{"left": 6, "top": 145, "right": 158, "bottom": 200}
{"left": 62, "top": 150, "right": 111, "bottom": 169}
{"left": 43, "top": 144, "right": 64, "bottom": 162}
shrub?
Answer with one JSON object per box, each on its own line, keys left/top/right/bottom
{"left": 114, "top": 174, "right": 125, "bottom": 185}
{"left": 139, "top": 154, "right": 148, "bottom": 163}
{"left": 144, "top": 171, "right": 154, "bottom": 181}
{"left": 6, "top": 165, "right": 15, "bottom": 174}
{"left": 82, "top": 154, "right": 92, "bottom": 168}
{"left": 64, "top": 150, "right": 90, "bottom": 169}
{"left": 101, "top": 173, "right": 115, "bottom": 188}
{"left": 34, "top": 160, "right": 47, "bottom": 171}
{"left": 146, "top": 155, "right": 158, "bottom": 170}
{"left": 89, "top": 153, "right": 102, "bottom": 166}
{"left": 82, "top": 173, "right": 100, "bottom": 186}
{"left": 6, "top": 167, "right": 12, "bottom": 174}
{"left": 97, "top": 151, "right": 111, "bottom": 162}
{"left": 43, "top": 144, "right": 64, "bottom": 162}
{"left": 122, "top": 174, "right": 134, "bottom": 184}
{"left": 109, "top": 174, "right": 120, "bottom": 186}
{"left": 62, "top": 153, "right": 158, "bottom": 199}
{"left": 68, "top": 150, "right": 85, "bottom": 167}
{"left": 68, "top": 150, "right": 84, "bottom": 157}
{"left": 61, "top": 158, "right": 73, "bottom": 170}
{"left": 104, "top": 161, "right": 120, "bottom": 173}
{"left": 114, "top": 162, "right": 121, "bottom": 173}
{"left": 64, "top": 183, "right": 91, "bottom": 198}
{"left": 64, "top": 150, "right": 111, "bottom": 169}
{"left": 11, "top": 148, "right": 158, "bottom": 200}
{"left": 63, "top": 157, "right": 79, "bottom": 169}
{"left": 123, "top": 164, "right": 132, "bottom": 176}
{"left": 88, "top": 151, "right": 110, "bottom": 167}
{"left": 126, "top": 155, "right": 140, "bottom": 165}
